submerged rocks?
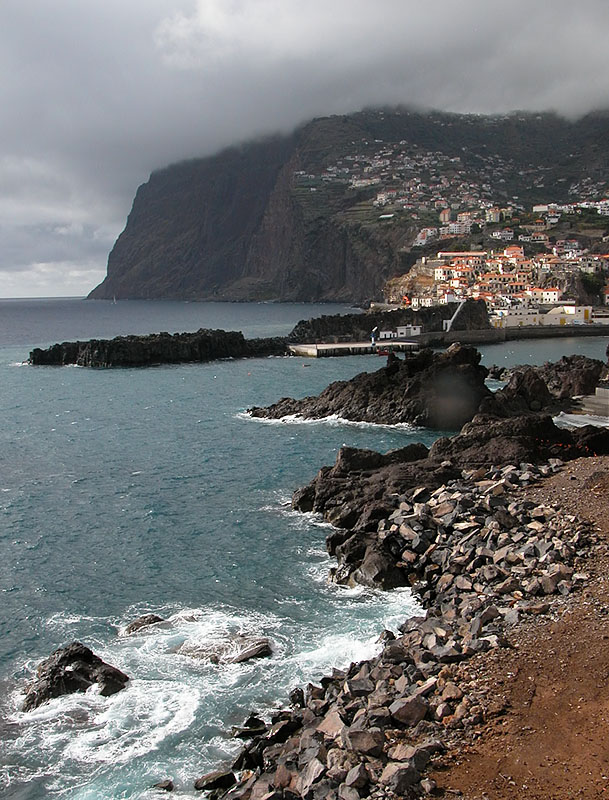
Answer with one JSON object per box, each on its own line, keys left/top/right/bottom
{"left": 177, "top": 634, "right": 272, "bottom": 665}
{"left": 29, "top": 329, "right": 288, "bottom": 367}
{"left": 250, "top": 344, "right": 492, "bottom": 430}
{"left": 22, "top": 642, "right": 129, "bottom": 711}
{"left": 124, "top": 614, "right": 164, "bottom": 634}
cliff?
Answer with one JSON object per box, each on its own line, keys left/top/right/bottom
{"left": 89, "top": 109, "right": 609, "bottom": 303}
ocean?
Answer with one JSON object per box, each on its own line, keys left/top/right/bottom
{"left": 0, "top": 298, "right": 607, "bottom": 799}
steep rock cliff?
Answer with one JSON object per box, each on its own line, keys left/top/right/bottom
{"left": 89, "top": 109, "right": 609, "bottom": 303}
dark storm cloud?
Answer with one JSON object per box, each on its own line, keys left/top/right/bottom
{"left": 2, "top": 0, "right": 609, "bottom": 295}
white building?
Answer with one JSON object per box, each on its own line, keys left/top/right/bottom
{"left": 379, "top": 324, "right": 422, "bottom": 340}
{"left": 526, "top": 287, "right": 561, "bottom": 304}
{"left": 544, "top": 306, "right": 592, "bottom": 325}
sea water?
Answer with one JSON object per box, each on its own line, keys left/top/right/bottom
{"left": 0, "top": 299, "right": 607, "bottom": 799}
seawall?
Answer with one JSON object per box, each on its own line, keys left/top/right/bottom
{"left": 418, "top": 323, "right": 609, "bottom": 348}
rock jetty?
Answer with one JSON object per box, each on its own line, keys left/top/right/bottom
{"left": 29, "top": 329, "right": 288, "bottom": 367}
{"left": 22, "top": 641, "right": 129, "bottom": 712}
{"left": 210, "top": 459, "right": 594, "bottom": 800}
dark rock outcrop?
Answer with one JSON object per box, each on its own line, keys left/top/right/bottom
{"left": 250, "top": 343, "right": 492, "bottom": 430}
{"left": 22, "top": 642, "right": 129, "bottom": 711}
{"left": 29, "top": 330, "right": 287, "bottom": 367}
{"left": 287, "top": 300, "right": 490, "bottom": 343}
{"left": 293, "top": 415, "right": 609, "bottom": 548}
{"left": 489, "top": 355, "right": 607, "bottom": 400}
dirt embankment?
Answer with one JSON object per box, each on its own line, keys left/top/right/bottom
{"left": 431, "top": 456, "right": 609, "bottom": 799}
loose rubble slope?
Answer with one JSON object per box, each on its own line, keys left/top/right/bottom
{"left": 210, "top": 457, "right": 601, "bottom": 800}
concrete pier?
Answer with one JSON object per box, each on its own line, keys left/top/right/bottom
{"left": 288, "top": 341, "right": 419, "bottom": 357}
{"left": 577, "top": 386, "right": 609, "bottom": 417}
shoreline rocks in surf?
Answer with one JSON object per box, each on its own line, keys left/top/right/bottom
{"left": 249, "top": 348, "right": 607, "bottom": 430}
{"left": 219, "top": 459, "right": 595, "bottom": 800}
{"left": 21, "top": 641, "right": 129, "bottom": 712}
{"left": 291, "top": 414, "right": 609, "bottom": 553}
{"left": 212, "top": 351, "right": 609, "bottom": 797}
{"left": 28, "top": 329, "right": 288, "bottom": 367}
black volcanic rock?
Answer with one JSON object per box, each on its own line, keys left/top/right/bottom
{"left": 29, "top": 329, "right": 287, "bottom": 367}
{"left": 22, "top": 642, "right": 129, "bottom": 711}
{"left": 291, "top": 413, "right": 609, "bottom": 586}
{"left": 490, "top": 355, "right": 606, "bottom": 401}
{"left": 249, "top": 343, "right": 492, "bottom": 430}
{"left": 478, "top": 367, "right": 555, "bottom": 417}
{"left": 124, "top": 614, "right": 164, "bottom": 635}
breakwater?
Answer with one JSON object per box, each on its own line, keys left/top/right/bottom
{"left": 419, "top": 323, "right": 609, "bottom": 348}
{"left": 28, "top": 329, "right": 288, "bottom": 367}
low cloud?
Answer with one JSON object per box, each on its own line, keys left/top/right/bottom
{"left": 2, "top": 0, "right": 609, "bottom": 296}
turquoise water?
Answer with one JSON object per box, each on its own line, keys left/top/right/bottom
{"left": 0, "top": 299, "right": 607, "bottom": 798}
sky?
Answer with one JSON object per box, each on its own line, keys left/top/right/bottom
{"left": 3, "top": 0, "right": 609, "bottom": 298}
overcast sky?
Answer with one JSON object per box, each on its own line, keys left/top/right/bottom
{"left": 2, "top": 0, "right": 609, "bottom": 298}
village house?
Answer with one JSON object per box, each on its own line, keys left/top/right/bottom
{"left": 491, "top": 228, "right": 514, "bottom": 241}
{"left": 526, "top": 287, "right": 561, "bottom": 304}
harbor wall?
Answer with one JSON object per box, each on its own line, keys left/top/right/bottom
{"left": 419, "top": 324, "right": 609, "bottom": 348}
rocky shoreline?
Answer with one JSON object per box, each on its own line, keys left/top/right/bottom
{"left": 206, "top": 347, "right": 608, "bottom": 799}
{"left": 199, "top": 458, "right": 596, "bottom": 800}
{"left": 21, "top": 344, "right": 609, "bottom": 796}
{"left": 249, "top": 345, "right": 607, "bottom": 430}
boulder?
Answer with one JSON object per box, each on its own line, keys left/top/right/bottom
{"left": 152, "top": 779, "right": 174, "bottom": 792}
{"left": 22, "top": 642, "right": 129, "bottom": 711}
{"left": 389, "top": 695, "right": 429, "bottom": 726}
{"left": 194, "top": 770, "right": 236, "bottom": 792}
{"left": 124, "top": 614, "right": 164, "bottom": 634}
{"left": 380, "top": 762, "right": 420, "bottom": 793}
{"left": 177, "top": 635, "right": 272, "bottom": 664}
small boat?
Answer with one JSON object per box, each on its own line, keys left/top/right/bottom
{"left": 377, "top": 348, "right": 390, "bottom": 356}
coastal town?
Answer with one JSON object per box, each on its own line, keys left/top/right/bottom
{"left": 381, "top": 238, "right": 609, "bottom": 330}
{"left": 292, "top": 123, "right": 609, "bottom": 327}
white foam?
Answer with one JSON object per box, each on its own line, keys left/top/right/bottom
{"left": 554, "top": 411, "right": 609, "bottom": 428}
{"left": 237, "top": 411, "right": 417, "bottom": 431}
{"left": 61, "top": 679, "right": 198, "bottom": 765}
